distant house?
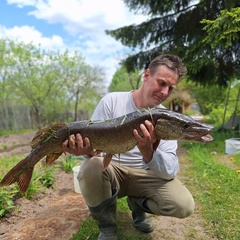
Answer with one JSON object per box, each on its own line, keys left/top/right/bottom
{"left": 163, "top": 89, "right": 194, "bottom": 114}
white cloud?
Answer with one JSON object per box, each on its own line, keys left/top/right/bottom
{"left": 0, "top": 25, "right": 64, "bottom": 49}
{"left": 5, "top": 0, "right": 147, "bottom": 85}
{"left": 28, "top": 0, "right": 146, "bottom": 36}
{"left": 7, "top": 0, "right": 37, "bottom": 8}
{"left": 8, "top": 0, "right": 145, "bottom": 29}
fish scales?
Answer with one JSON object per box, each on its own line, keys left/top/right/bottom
{"left": 0, "top": 108, "right": 213, "bottom": 194}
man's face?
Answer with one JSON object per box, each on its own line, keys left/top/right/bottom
{"left": 143, "top": 65, "right": 179, "bottom": 107}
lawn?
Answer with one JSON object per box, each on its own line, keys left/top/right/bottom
{"left": 184, "top": 131, "right": 240, "bottom": 239}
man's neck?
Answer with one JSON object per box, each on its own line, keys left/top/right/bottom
{"left": 132, "top": 89, "right": 146, "bottom": 109}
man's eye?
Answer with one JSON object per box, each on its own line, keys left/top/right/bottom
{"left": 159, "top": 82, "right": 166, "bottom": 87}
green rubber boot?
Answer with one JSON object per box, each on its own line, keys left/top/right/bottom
{"left": 89, "top": 193, "right": 118, "bottom": 240}
{"left": 127, "top": 197, "right": 154, "bottom": 233}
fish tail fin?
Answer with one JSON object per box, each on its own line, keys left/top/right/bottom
{"left": 0, "top": 159, "right": 34, "bottom": 194}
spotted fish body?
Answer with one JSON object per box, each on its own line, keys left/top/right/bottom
{"left": 0, "top": 108, "right": 213, "bottom": 194}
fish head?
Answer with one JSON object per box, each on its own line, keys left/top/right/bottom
{"left": 179, "top": 125, "right": 214, "bottom": 142}
{"left": 153, "top": 110, "right": 214, "bottom": 143}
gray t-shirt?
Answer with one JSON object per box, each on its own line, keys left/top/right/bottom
{"left": 91, "top": 91, "right": 179, "bottom": 180}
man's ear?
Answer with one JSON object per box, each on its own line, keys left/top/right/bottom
{"left": 143, "top": 69, "right": 150, "bottom": 82}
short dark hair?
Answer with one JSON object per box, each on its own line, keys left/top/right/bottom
{"left": 148, "top": 54, "right": 187, "bottom": 80}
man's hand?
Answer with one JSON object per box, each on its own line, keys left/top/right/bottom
{"left": 133, "top": 120, "right": 159, "bottom": 162}
{"left": 62, "top": 133, "right": 95, "bottom": 156}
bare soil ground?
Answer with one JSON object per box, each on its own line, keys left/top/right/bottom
{"left": 0, "top": 132, "right": 213, "bottom": 240}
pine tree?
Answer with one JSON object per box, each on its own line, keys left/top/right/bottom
{"left": 106, "top": 1, "right": 240, "bottom": 86}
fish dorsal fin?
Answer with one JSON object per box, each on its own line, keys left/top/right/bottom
{"left": 46, "top": 152, "right": 63, "bottom": 165}
{"left": 31, "top": 124, "right": 66, "bottom": 149}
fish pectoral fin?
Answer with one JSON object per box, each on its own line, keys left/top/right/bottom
{"left": 46, "top": 152, "right": 63, "bottom": 165}
{"left": 0, "top": 159, "right": 34, "bottom": 195}
{"left": 102, "top": 154, "right": 113, "bottom": 171}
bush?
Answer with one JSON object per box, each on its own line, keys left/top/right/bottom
{"left": 61, "top": 155, "right": 79, "bottom": 173}
{"left": 0, "top": 188, "right": 17, "bottom": 217}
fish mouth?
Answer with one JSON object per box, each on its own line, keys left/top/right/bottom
{"left": 182, "top": 125, "right": 214, "bottom": 142}
{"left": 200, "top": 134, "right": 214, "bottom": 142}
{"left": 182, "top": 133, "right": 214, "bottom": 142}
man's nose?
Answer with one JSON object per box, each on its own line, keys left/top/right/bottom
{"left": 161, "top": 86, "right": 170, "bottom": 96}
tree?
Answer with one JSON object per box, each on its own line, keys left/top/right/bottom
{"left": 58, "top": 51, "right": 105, "bottom": 121}
{"left": 0, "top": 39, "right": 106, "bottom": 131}
{"left": 109, "top": 66, "right": 141, "bottom": 92}
{"left": 6, "top": 41, "right": 67, "bottom": 129}
{"left": 0, "top": 39, "right": 35, "bottom": 130}
{"left": 188, "top": 82, "right": 227, "bottom": 115}
{"left": 106, "top": 0, "right": 240, "bottom": 86}
{"left": 201, "top": 7, "right": 240, "bottom": 49}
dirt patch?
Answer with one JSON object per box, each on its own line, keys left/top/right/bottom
{"left": 217, "top": 153, "right": 239, "bottom": 171}
{"left": 0, "top": 132, "right": 212, "bottom": 240}
{"left": 0, "top": 132, "right": 89, "bottom": 240}
{"left": 0, "top": 132, "right": 35, "bottom": 155}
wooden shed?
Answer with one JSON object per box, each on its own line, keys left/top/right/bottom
{"left": 163, "top": 89, "right": 194, "bottom": 114}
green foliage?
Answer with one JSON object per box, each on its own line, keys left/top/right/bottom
{"left": 0, "top": 38, "right": 106, "bottom": 131}
{"left": 0, "top": 129, "right": 32, "bottom": 137}
{"left": 0, "top": 188, "right": 17, "bottom": 217}
{"left": 201, "top": 7, "right": 240, "bottom": 49}
{"left": 22, "top": 171, "right": 42, "bottom": 200}
{"left": 0, "top": 154, "right": 57, "bottom": 203}
{"left": 23, "top": 165, "right": 57, "bottom": 199}
{"left": 189, "top": 84, "right": 226, "bottom": 115}
{"left": 38, "top": 165, "right": 56, "bottom": 189}
{"left": 109, "top": 66, "right": 142, "bottom": 91}
{"left": 183, "top": 80, "right": 239, "bottom": 127}
{"left": 0, "top": 155, "right": 24, "bottom": 177}
{"left": 184, "top": 109, "right": 198, "bottom": 116}
{"left": 207, "top": 81, "right": 240, "bottom": 125}
{"left": 61, "top": 155, "right": 79, "bottom": 173}
{"left": 207, "top": 107, "right": 226, "bottom": 125}
{"left": 106, "top": 1, "right": 240, "bottom": 86}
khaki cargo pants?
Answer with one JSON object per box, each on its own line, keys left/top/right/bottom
{"left": 78, "top": 156, "right": 195, "bottom": 218}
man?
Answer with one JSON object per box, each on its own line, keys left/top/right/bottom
{"left": 62, "top": 54, "right": 195, "bottom": 240}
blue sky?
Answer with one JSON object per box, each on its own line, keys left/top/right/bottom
{"left": 0, "top": 0, "right": 146, "bottom": 86}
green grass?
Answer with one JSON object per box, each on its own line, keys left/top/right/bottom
{"left": 71, "top": 197, "right": 153, "bottom": 240}
{"left": 183, "top": 131, "right": 240, "bottom": 240}
{"left": 0, "top": 154, "right": 59, "bottom": 214}
{"left": 0, "top": 188, "right": 17, "bottom": 217}
{"left": 60, "top": 154, "right": 81, "bottom": 173}
{"left": 0, "top": 129, "right": 33, "bottom": 137}
{"left": 0, "top": 152, "right": 82, "bottom": 217}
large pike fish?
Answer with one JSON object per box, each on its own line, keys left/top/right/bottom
{"left": 0, "top": 108, "right": 213, "bottom": 194}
